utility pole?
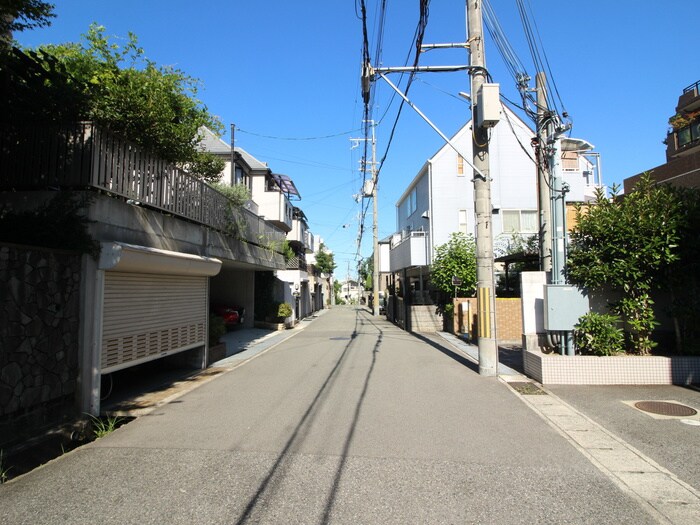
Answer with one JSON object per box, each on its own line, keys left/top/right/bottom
{"left": 467, "top": 0, "right": 498, "bottom": 376}
{"left": 536, "top": 73, "right": 552, "bottom": 275}
{"left": 370, "top": 123, "right": 380, "bottom": 317}
{"left": 351, "top": 122, "right": 380, "bottom": 316}
{"left": 230, "top": 123, "right": 237, "bottom": 186}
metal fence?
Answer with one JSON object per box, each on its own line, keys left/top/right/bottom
{"left": 0, "top": 122, "right": 286, "bottom": 247}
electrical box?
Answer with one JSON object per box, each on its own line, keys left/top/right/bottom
{"left": 543, "top": 285, "right": 589, "bottom": 331}
{"left": 476, "top": 83, "right": 501, "bottom": 128}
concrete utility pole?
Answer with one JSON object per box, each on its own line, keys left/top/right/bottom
{"left": 536, "top": 73, "right": 552, "bottom": 275}
{"left": 351, "top": 122, "right": 380, "bottom": 316}
{"left": 370, "top": 124, "right": 380, "bottom": 317}
{"left": 467, "top": 0, "right": 498, "bottom": 376}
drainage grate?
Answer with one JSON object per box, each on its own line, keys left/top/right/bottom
{"left": 634, "top": 401, "right": 697, "bottom": 417}
{"left": 508, "top": 382, "right": 547, "bottom": 395}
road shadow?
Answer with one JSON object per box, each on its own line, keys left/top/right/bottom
{"left": 411, "top": 332, "right": 480, "bottom": 374}
{"left": 234, "top": 308, "right": 379, "bottom": 524}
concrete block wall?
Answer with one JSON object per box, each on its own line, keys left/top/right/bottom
{"left": 409, "top": 305, "right": 442, "bottom": 333}
{"left": 453, "top": 297, "right": 523, "bottom": 343}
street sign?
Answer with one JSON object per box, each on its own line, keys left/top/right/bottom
{"left": 451, "top": 276, "right": 462, "bottom": 286}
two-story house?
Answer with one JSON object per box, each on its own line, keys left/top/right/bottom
{"left": 199, "top": 127, "right": 326, "bottom": 324}
{"left": 387, "top": 105, "right": 601, "bottom": 330}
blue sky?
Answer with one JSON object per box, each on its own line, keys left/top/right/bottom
{"left": 16, "top": 1, "right": 700, "bottom": 279}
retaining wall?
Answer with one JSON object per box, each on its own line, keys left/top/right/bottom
{"left": 0, "top": 243, "right": 82, "bottom": 447}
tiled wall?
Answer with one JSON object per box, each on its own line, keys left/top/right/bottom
{"left": 524, "top": 351, "right": 700, "bottom": 385}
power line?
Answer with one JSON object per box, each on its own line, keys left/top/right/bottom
{"left": 236, "top": 127, "right": 361, "bottom": 141}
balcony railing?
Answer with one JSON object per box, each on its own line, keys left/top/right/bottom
{"left": 286, "top": 256, "right": 308, "bottom": 272}
{"left": 389, "top": 230, "right": 429, "bottom": 272}
{"left": 0, "top": 122, "right": 286, "bottom": 247}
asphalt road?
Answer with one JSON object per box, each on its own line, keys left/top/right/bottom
{"left": 0, "top": 307, "right": 685, "bottom": 524}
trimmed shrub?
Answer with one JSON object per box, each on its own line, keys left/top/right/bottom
{"left": 573, "top": 312, "right": 625, "bottom": 356}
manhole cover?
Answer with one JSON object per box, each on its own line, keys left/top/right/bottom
{"left": 634, "top": 401, "right": 697, "bottom": 417}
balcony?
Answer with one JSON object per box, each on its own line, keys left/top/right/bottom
{"left": 288, "top": 208, "right": 310, "bottom": 252}
{"left": 677, "top": 80, "right": 700, "bottom": 112}
{"left": 0, "top": 122, "right": 286, "bottom": 249}
{"left": 286, "top": 255, "right": 308, "bottom": 272}
{"left": 389, "top": 231, "right": 429, "bottom": 272}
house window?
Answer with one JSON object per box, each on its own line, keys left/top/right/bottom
{"left": 458, "top": 209, "right": 468, "bottom": 234}
{"left": 678, "top": 126, "right": 692, "bottom": 147}
{"left": 503, "top": 210, "right": 537, "bottom": 234}
{"left": 521, "top": 210, "right": 537, "bottom": 232}
{"left": 266, "top": 175, "right": 279, "bottom": 192}
{"left": 409, "top": 188, "right": 417, "bottom": 215}
{"left": 457, "top": 155, "right": 464, "bottom": 176}
{"left": 400, "top": 188, "right": 418, "bottom": 220}
{"left": 562, "top": 151, "right": 579, "bottom": 171}
{"left": 678, "top": 121, "right": 700, "bottom": 148}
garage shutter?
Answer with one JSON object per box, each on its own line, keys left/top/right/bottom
{"left": 101, "top": 272, "right": 207, "bottom": 373}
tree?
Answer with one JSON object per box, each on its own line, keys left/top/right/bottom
{"left": 0, "top": 0, "right": 55, "bottom": 41}
{"left": 314, "top": 243, "right": 336, "bottom": 276}
{"left": 2, "top": 24, "right": 224, "bottom": 181}
{"left": 314, "top": 243, "right": 336, "bottom": 306}
{"left": 358, "top": 256, "right": 373, "bottom": 290}
{"left": 666, "top": 186, "right": 700, "bottom": 353}
{"left": 430, "top": 232, "right": 477, "bottom": 298}
{"left": 495, "top": 233, "right": 539, "bottom": 297}
{"left": 566, "top": 174, "right": 683, "bottom": 355}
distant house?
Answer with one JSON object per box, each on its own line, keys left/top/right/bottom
{"left": 339, "top": 279, "right": 361, "bottom": 304}
{"left": 624, "top": 79, "right": 700, "bottom": 191}
{"left": 199, "top": 127, "right": 329, "bottom": 321}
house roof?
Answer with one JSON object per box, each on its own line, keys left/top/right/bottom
{"left": 235, "top": 147, "right": 269, "bottom": 172}
{"left": 198, "top": 127, "right": 230, "bottom": 154}
{"left": 198, "top": 126, "right": 271, "bottom": 172}
{"left": 395, "top": 106, "right": 535, "bottom": 206}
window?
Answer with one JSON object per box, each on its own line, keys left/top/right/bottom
{"left": 562, "top": 151, "right": 579, "bottom": 171}
{"left": 521, "top": 210, "right": 537, "bottom": 233}
{"left": 458, "top": 209, "right": 468, "bottom": 234}
{"left": 502, "top": 210, "right": 537, "bottom": 234}
{"left": 400, "top": 188, "right": 418, "bottom": 219}
{"left": 502, "top": 210, "right": 520, "bottom": 233}
{"left": 678, "top": 126, "right": 692, "bottom": 147}
{"left": 457, "top": 155, "right": 464, "bottom": 176}
{"left": 678, "top": 120, "right": 700, "bottom": 148}
{"left": 266, "top": 175, "right": 279, "bottom": 192}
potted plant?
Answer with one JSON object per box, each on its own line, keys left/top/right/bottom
{"left": 207, "top": 314, "right": 227, "bottom": 364}
{"left": 277, "top": 302, "right": 294, "bottom": 328}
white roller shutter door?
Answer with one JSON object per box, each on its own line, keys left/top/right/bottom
{"left": 101, "top": 272, "right": 207, "bottom": 373}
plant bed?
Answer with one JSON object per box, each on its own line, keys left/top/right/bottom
{"left": 255, "top": 320, "right": 286, "bottom": 331}
{"left": 523, "top": 350, "right": 700, "bottom": 385}
{"left": 207, "top": 342, "right": 227, "bottom": 365}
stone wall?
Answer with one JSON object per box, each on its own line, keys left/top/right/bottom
{"left": 0, "top": 243, "right": 82, "bottom": 447}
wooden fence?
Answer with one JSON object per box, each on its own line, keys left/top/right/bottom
{"left": 0, "top": 122, "right": 285, "bottom": 247}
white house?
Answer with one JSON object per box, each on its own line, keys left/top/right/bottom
{"left": 389, "top": 105, "right": 601, "bottom": 306}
